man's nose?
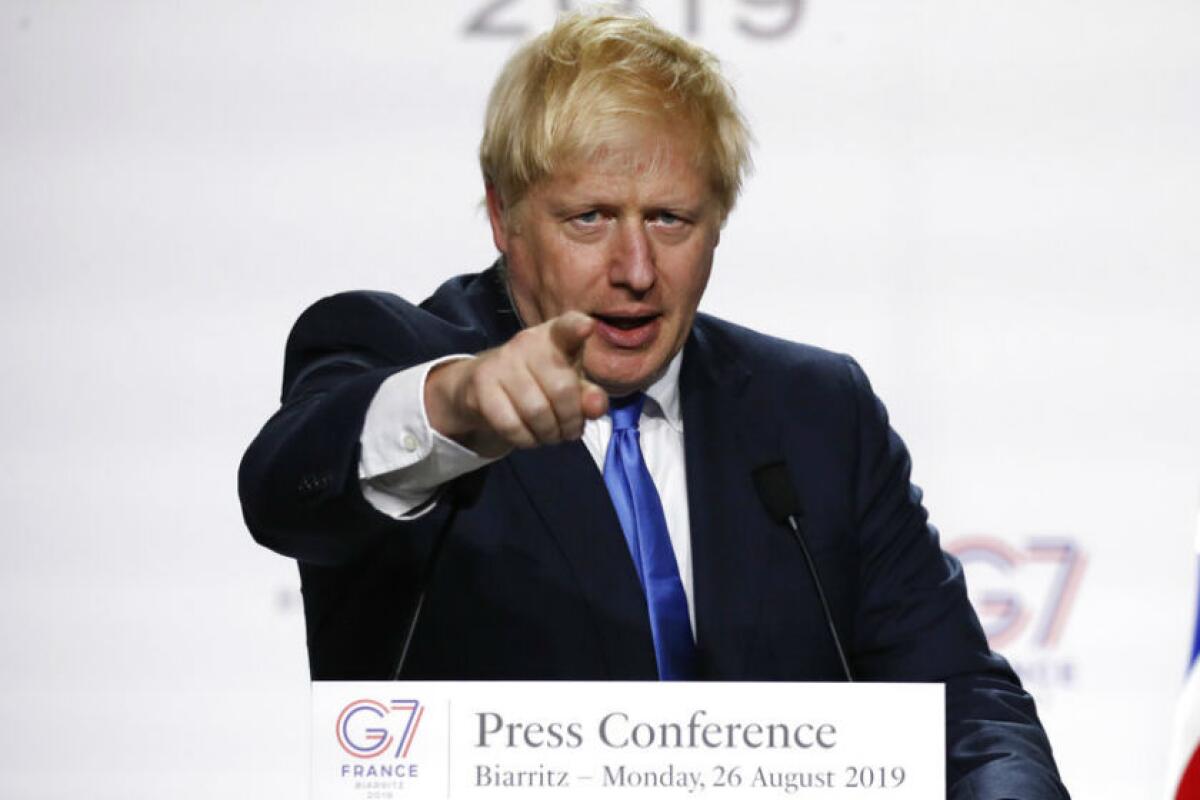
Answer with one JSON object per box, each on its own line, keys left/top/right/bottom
{"left": 610, "top": 220, "right": 655, "bottom": 292}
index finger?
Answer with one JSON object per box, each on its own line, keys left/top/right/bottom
{"left": 548, "top": 311, "right": 595, "bottom": 364}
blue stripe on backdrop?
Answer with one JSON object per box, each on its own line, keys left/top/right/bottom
{"left": 1191, "top": 560, "right": 1200, "bottom": 670}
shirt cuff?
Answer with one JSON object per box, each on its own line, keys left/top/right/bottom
{"left": 358, "top": 355, "right": 496, "bottom": 519}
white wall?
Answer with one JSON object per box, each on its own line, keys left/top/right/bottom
{"left": 1, "top": 1, "right": 1196, "bottom": 796}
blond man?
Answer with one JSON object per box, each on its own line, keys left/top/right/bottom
{"left": 241, "top": 13, "right": 1068, "bottom": 799}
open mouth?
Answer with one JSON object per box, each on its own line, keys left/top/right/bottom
{"left": 593, "top": 313, "right": 659, "bottom": 330}
{"left": 591, "top": 312, "right": 663, "bottom": 349}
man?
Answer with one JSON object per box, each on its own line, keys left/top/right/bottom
{"left": 240, "top": 12, "right": 1069, "bottom": 798}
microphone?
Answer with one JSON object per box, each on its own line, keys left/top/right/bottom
{"left": 752, "top": 462, "right": 855, "bottom": 682}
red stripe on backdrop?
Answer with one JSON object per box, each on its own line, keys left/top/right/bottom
{"left": 1177, "top": 747, "right": 1200, "bottom": 799}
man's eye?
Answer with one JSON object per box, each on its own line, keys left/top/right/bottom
{"left": 655, "top": 212, "right": 685, "bottom": 226}
{"left": 574, "top": 210, "right": 601, "bottom": 225}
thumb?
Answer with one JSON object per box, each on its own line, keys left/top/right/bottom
{"left": 579, "top": 378, "right": 609, "bottom": 420}
{"left": 548, "top": 311, "right": 595, "bottom": 363}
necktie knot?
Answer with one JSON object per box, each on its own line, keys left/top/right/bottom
{"left": 609, "top": 393, "right": 646, "bottom": 431}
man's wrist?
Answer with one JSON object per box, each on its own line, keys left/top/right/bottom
{"left": 425, "top": 355, "right": 511, "bottom": 458}
{"left": 424, "top": 357, "right": 473, "bottom": 440}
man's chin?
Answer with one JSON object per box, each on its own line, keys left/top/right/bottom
{"left": 584, "top": 354, "right": 669, "bottom": 398}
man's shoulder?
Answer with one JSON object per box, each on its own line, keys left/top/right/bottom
{"left": 686, "top": 314, "right": 879, "bottom": 460}
{"left": 279, "top": 269, "right": 513, "bottom": 390}
{"left": 288, "top": 268, "right": 515, "bottom": 346}
{"left": 293, "top": 269, "right": 506, "bottom": 330}
{"left": 692, "top": 312, "right": 860, "bottom": 388}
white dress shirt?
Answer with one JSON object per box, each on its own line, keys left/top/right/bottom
{"left": 358, "top": 352, "right": 696, "bottom": 631}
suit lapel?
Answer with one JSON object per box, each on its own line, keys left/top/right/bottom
{"left": 504, "top": 443, "right": 659, "bottom": 678}
{"left": 682, "top": 320, "right": 784, "bottom": 678}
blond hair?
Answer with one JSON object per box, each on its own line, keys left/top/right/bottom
{"left": 479, "top": 11, "right": 752, "bottom": 217}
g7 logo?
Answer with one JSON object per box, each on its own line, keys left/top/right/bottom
{"left": 946, "top": 536, "right": 1086, "bottom": 650}
{"left": 336, "top": 699, "right": 425, "bottom": 759}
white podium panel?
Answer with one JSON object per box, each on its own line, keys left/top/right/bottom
{"left": 311, "top": 681, "right": 944, "bottom": 799}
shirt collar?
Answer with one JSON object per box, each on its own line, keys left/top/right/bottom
{"left": 640, "top": 350, "right": 684, "bottom": 432}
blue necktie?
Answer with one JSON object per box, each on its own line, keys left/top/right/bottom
{"left": 603, "top": 393, "right": 697, "bottom": 680}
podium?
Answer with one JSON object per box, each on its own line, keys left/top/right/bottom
{"left": 311, "top": 681, "right": 943, "bottom": 799}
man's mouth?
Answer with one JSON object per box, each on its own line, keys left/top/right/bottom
{"left": 593, "top": 313, "right": 659, "bottom": 330}
{"left": 591, "top": 312, "right": 663, "bottom": 348}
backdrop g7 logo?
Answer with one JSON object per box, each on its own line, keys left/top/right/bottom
{"left": 946, "top": 536, "right": 1086, "bottom": 651}
{"left": 336, "top": 699, "right": 425, "bottom": 759}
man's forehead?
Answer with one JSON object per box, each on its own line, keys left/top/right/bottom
{"left": 536, "top": 155, "right": 714, "bottom": 207}
{"left": 536, "top": 128, "right": 712, "bottom": 194}
{"left": 587, "top": 139, "right": 698, "bottom": 176}
{"left": 580, "top": 118, "right": 703, "bottom": 167}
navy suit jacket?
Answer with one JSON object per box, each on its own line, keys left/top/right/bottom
{"left": 240, "top": 267, "right": 1068, "bottom": 799}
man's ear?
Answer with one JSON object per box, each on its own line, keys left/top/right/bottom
{"left": 485, "top": 185, "right": 510, "bottom": 254}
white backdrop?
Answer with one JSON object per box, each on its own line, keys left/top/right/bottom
{"left": 2, "top": 1, "right": 1198, "bottom": 797}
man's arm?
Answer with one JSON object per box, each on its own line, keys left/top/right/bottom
{"left": 357, "top": 357, "right": 496, "bottom": 520}
{"left": 842, "top": 357, "right": 1069, "bottom": 799}
{"left": 239, "top": 292, "right": 608, "bottom": 565}
{"left": 238, "top": 293, "right": 435, "bottom": 565}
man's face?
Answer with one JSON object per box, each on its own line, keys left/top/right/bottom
{"left": 487, "top": 127, "right": 723, "bottom": 396}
